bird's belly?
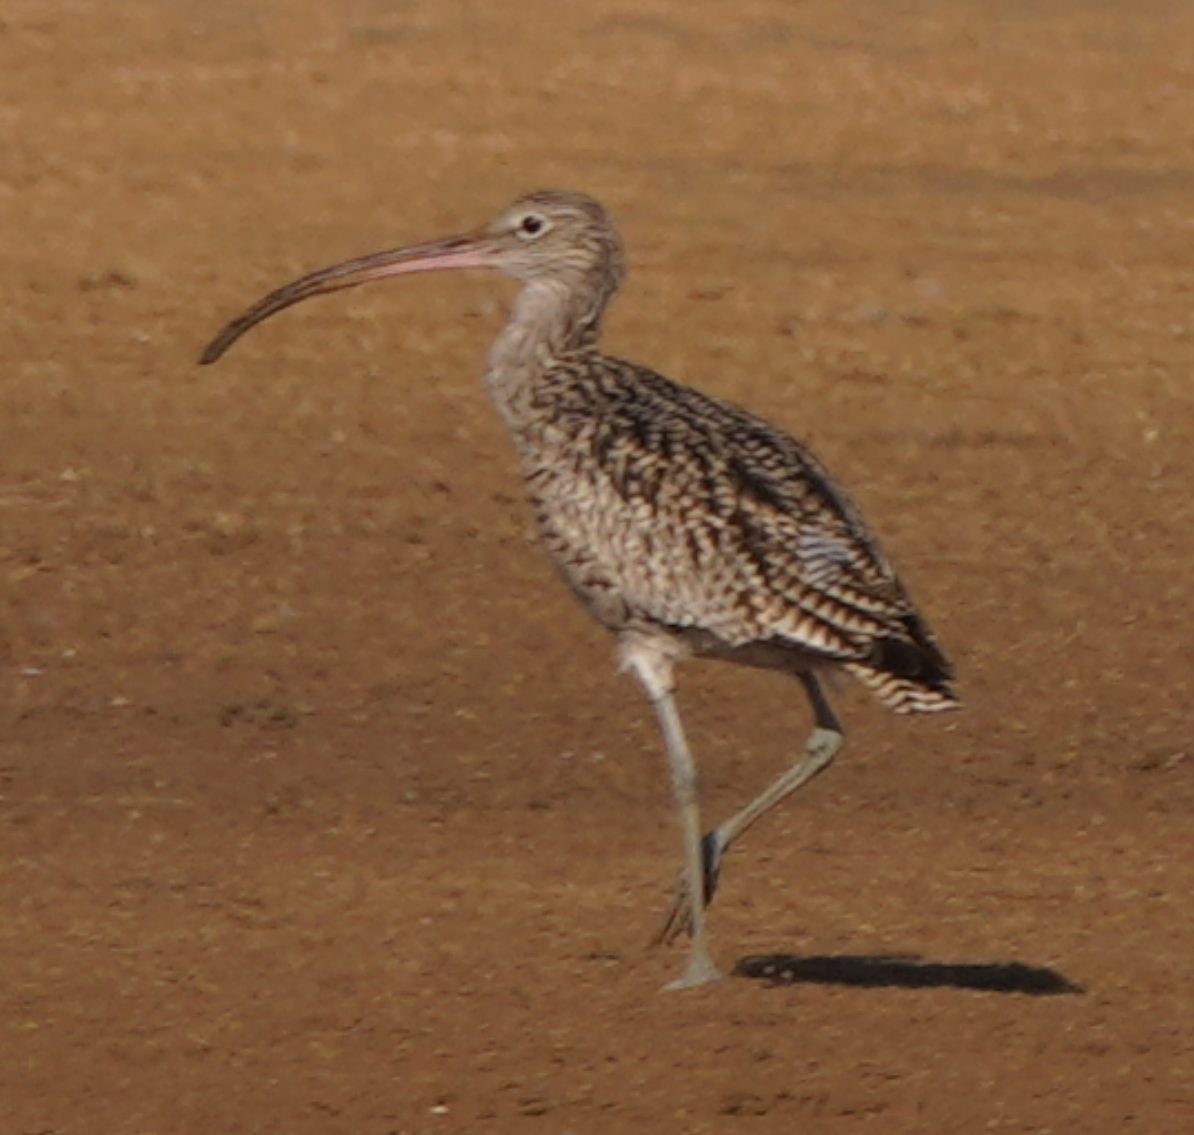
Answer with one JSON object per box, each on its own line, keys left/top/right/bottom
{"left": 524, "top": 467, "right": 750, "bottom": 642}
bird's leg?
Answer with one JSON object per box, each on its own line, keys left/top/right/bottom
{"left": 620, "top": 636, "right": 722, "bottom": 989}
{"left": 656, "top": 671, "right": 843, "bottom": 945}
{"left": 710, "top": 672, "right": 843, "bottom": 855}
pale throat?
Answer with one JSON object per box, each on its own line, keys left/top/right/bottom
{"left": 483, "top": 273, "right": 608, "bottom": 423}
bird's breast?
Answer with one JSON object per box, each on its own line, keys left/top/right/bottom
{"left": 513, "top": 421, "right": 766, "bottom": 642}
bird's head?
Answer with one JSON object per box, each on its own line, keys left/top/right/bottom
{"left": 478, "top": 190, "right": 624, "bottom": 289}
{"left": 200, "top": 189, "right": 624, "bottom": 364}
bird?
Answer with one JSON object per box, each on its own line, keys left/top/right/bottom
{"left": 200, "top": 189, "right": 958, "bottom": 989}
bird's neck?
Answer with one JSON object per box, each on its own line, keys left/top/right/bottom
{"left": 484, "top": 275, "right": 606, "bottom": 429}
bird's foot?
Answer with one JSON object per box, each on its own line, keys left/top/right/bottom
{"left": 651, "top": 830, "right": 724, "bottom": 947}
{"left": 663, "top": 944, "right": 723, "bottom": 990}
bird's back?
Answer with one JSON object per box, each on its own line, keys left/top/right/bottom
{"left": 512, "top": 353, "right": 957, "bottom": 712}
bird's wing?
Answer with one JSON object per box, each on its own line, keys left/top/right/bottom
{"left": 533, "top": 359, "right": 927, "bottom": 662}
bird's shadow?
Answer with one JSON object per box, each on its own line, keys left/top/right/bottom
{"left": 734, "top": 952, "right": 1081, "bottom": 995}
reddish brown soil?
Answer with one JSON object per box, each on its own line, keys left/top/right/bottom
{"left": 4, "top": 1, "right": 1194, "bottom": 1131}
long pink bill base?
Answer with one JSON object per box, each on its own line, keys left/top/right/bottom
{"left": 199, "top": 231, "right": 495, "bottom": 365}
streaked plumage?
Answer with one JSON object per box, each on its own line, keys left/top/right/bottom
{"left": 516, "top": 355, "right": 953, "bottom": 705}
{"left": 201, "top": 189, "right": 958, "bottom": 988}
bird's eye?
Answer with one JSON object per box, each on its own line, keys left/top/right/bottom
{"left": 517, "top": 213, "right": 548, "bottom": 239}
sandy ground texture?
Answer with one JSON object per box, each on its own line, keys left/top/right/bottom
{"left": 3, "top": 0, "right": 1194, "bottom": 1131}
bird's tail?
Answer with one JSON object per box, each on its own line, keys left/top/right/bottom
{"left": 844, "top": 662, "right": 959, "bottom": 714}
{"left": 844, "top": 617, "right": 959, "bottom": 714}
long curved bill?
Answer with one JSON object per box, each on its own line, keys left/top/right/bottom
{"left": 199, "top": 230, "right": 496, "bottom": 365}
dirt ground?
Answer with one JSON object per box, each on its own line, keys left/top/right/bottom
{"left": 3, "top": 0, "right": 1194, "bottom": 1131}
